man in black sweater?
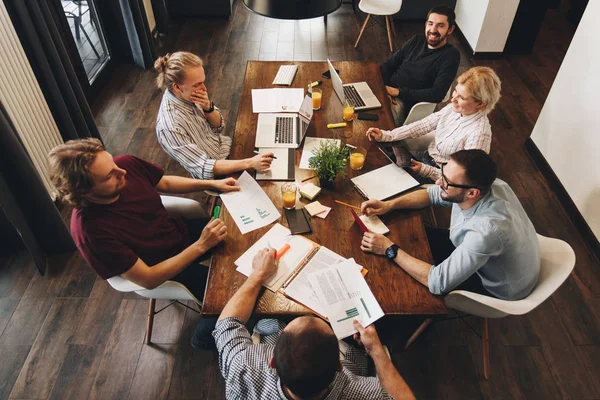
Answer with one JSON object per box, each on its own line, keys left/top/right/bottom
{"left": 380, "top": 6, "right": 460, "bottom": 126}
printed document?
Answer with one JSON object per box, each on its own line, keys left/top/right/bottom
{"left": 220, "top": 171, "right": 280, "bottom": 234}
{"left": 252, "top": 88, "right": 304, "bottom": 113}
{"left": 308, "top": 259, "right": 384, "bottom": 339}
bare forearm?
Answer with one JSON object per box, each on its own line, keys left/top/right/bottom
{"left": 205, "top": 110, "right": 221, "bottom": 128}
{"left": 135, "top": 244, "right": 207, "bottom": 289}
{"left": 213, "top": 159, "right": 251, "bottom": 175}
{"left": 158, "top": 176, "right": 220, "bottom": 193}
{"left": 218, "top": 275, "right": 263, "bottom": 323}
{"left": 371, "top": 348, "right": 415, "bottom": 400}
{"left": 393, "top": 248, "right": 431, "bottom": 287}
{"left": 389, "top": 189, "right": 431, "bottom": 210}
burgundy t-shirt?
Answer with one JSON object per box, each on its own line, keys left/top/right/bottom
{"left": 70, "top": 155, "right": 189, "bottom": 279}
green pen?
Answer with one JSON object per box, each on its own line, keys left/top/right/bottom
{"left": 213, "top": 205, "right": 220, "bottom": 219}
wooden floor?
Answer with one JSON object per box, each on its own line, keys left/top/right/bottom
{"left": 1, "top": 2, "right": 600, "bottom": 399}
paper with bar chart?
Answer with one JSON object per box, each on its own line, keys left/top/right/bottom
{"left": 219, "top": 171, "right": 280, "bottom": 234}
{"left": 308, "top": 259, "right": 384, "bottom": 339}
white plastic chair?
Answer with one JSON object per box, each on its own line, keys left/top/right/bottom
{"left": 404, "top": 234, "right": 575, "bottom": 379}
{"left": 354, "top": 0, "right": 403, "bottom": 52}
{"left": 403, "top": 86, "right": 453, "bottom": 151}
{"left": 106, "top": 195, "right": 206, "bottom": 344}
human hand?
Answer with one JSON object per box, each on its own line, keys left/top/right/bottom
{"left": 249, "top": 152, "right": 274, "bottom": 171}
{"left": 251, "top": 248, "right": 278, "bottom": 283}
{"left": 385, "top": 85, "right": 400, "bottom": 97}
{"left": 361, "top": 199, "right": 390, "bottom": 216}
{"left": 212, "top": 177, "right": 240, "bottom": 193}
{"left": 190, "top": 88, "right": 211, "bottom": 110}
{"left": 408, "top": 159, "right": 422, "bottom": 174}
{"left": 361, "top": 232, "right": 394, "bottom": 255}
{"left": 353, "top": 320, "right": 384, "bottom": 357}
{"left": 366, "top": 127, "right": 383, "bottom": 142}
{"left": 196, "top": 218, "right": 227, "bottom": 252}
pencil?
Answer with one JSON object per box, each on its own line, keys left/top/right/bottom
{"left": 301, "top": 175, "right": 317, "bottom": 182}
{"left": 334, "top": 200, "right": 361, "bottom": 211}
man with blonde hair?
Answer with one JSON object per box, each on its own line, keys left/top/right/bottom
{"left": 367, "top": 66, "right": 501, "bottom": 181}
{"left": 48, "top": 138, "right": 239, "bottom": 348}
{"left": 155, "top": 51, "right": 273, "bottom": 180}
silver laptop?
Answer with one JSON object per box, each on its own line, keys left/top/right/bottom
{"left": 255, "top": 92, "right": 314, "bottom": 148}
{"left": 327, "top": 59, "right": 381, "bottom": 111}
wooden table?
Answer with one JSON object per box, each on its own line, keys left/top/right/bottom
{"left": 202, "top": 61, "right": 446, "bottom": 317}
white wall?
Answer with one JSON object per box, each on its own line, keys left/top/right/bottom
{"left": 530, "top": 0, "right": 600, "bottom": 240}
{"left": 455, "top": 0, "right": 520, "bottom": 53}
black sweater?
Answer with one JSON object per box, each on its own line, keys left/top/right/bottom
{"left": 380, "top": 35, "right": 460, "bottom": 113}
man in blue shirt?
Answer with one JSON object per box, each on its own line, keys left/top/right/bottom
{"left": 360, "top": 150, "right": 539, "bottom": 300}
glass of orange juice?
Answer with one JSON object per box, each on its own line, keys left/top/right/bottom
{"left": 343, "top": 99, "right": 355, "bottom": 121}
{"left": 281, "top": 183, "right": 297, "bottom": 209}
{"left": 312, "top": 88, "right": 322, "bottom": 110}
{"left": 350, "top": 147, "right": 367, "bottom": 170}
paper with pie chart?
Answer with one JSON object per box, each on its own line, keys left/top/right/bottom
{"left": 219, "top": 171, "right": 280, "bottom": 234}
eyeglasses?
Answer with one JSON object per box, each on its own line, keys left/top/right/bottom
{"left": 440, "top": 163, "right": 481, "bottom": 190}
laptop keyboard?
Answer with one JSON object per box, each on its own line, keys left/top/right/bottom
{"left": 275, "top": 117, "right": 294, "bottom": 144}
{"left": 343, "top": 85, "right": 366, "bottom": 107}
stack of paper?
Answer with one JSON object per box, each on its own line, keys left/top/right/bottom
{"left": 308, "top": 259, "right": 384, "bottom": 339}
{"left": 359, "top": 215, "right": 390, "bottom": 234}
{"left": 304, "top": 201, "right": 328, "bottom": 216}
{"left": 300, "top": 182, "right": 321, "bottom": 200}
{"left": 299, "top": 137, "right": 341, "bottom": 169}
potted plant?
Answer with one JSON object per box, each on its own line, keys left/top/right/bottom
{"left": 308, "top": 141, "right": 349, "bottom": 187}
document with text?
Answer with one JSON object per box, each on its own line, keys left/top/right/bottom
{"left": 308, "top": 259, "right": 384, "bottom": 339}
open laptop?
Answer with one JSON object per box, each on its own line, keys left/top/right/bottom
{"left": 327, "top": 59, "right": 381, "bottom": 111}
{"left": 255, "top": 91, "right": 314, "bottom": 148}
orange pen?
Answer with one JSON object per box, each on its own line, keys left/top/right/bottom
{"left": 275, "top": 243, "right": 291, "bottom": 259}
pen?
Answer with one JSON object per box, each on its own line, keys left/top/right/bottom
{"left": 334, "top": 200, "right": 361, "bottom": 211}
{"left": 253, "top": 150, "right": 278, "bottom": 159}
{"left": 213, "top": 205, "right": 220, "bottom": 219}
{"left": 275, "top": 243, "right": 291, "bottom": 259}
{"left": 301, "top": 175, "right": 317, "bottom": 182}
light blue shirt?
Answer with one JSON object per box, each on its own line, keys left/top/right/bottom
{"left": 427, "top": 179, "right": 540, "bottom": 300}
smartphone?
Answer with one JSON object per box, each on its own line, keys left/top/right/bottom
{"left": 357, "top": 112, "right": 379, "bottom": 121}
{"left": 321, "top": 69, "right": 339, "bottom": 79}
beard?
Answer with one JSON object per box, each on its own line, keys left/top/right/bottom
{"left": 426, "top": 30, "right": 448, "bottom": 47}
{"left": 440, "top": 187, "right": 466, "bottom": 203}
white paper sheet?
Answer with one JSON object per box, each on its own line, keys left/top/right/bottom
{"left": 308, "top": 259, "right": 384, "bottom": 339}
{"left": 299, "top": 137, "right": 341, "bottom": 170}
{"left": 234, "top": 224, "right": 316, "bottom": 292}
{"left": 219, "top": 171, "right": 280, "bottom": 235}
{"left": 350, "top": 163, "right": 419, "bottom": 200}
{"left": 255, "top": 148, "right": 294, "bottom": 181}
{"left": 283, "top": 247, "right": 354, "bottom": 317}
{"left": 251, "top": 88, "right": 304, "bottom": 113}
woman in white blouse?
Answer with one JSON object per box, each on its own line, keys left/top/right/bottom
{"left": 366, "top": 66, "right": 501, "bottom": 181}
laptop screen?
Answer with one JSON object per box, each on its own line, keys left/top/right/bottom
{"left": 298, "top": 93, "right": 313, "bottom": 138}
{"left": 328, "top": 59, "right": 345, "bottom": 104}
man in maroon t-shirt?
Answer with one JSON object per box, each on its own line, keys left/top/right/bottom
{"left": 48, "top": 138, "right": 239, "bottom": 349}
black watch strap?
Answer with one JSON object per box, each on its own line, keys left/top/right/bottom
{"left": 203, "top": 101, "right": 215, "bottom": 113}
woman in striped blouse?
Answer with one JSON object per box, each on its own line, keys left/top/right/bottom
{"left": 155, "top": 52, "right": 273, "bottom": 180}
{"left": 366, "top": 66, "right": 501, "bottom": 181}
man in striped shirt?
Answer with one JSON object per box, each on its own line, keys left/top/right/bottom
{"left": 214, "top": 248, "right": 416, "bottom": 400}
{"left": 155, "top": 52, "right": 273, "bottom": 180}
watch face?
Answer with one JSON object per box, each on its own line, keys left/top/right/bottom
{"left": 386, "top": 246, "right": 396, "bottom": 259}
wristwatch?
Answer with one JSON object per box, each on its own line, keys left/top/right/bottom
{"left": 385, "top": 244, "right": 399, "bottom": 260}
{"left": 203, "top": 101, "right": 215, "bottom": 114}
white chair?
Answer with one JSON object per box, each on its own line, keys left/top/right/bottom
{"left": 106, "top": 195, "right": 206, "bottom": 344}
{"left": 404, "top": 234, "right": 576, "bottom": 379}
{"left": 354, "top": 0, "right": 403, "bottom": 52}
{"left": 403, "top": 86, "right": 453, "bottom": 151}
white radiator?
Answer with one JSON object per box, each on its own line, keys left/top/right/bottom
{"left": 0, "top": 0, "right": 64, "bottom": 198}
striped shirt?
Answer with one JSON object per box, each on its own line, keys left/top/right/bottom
{"left": 156, "top": 89, "right": 231, "bottom": 180}
{"left": 213, "top": 317, "right": 393, "bottom": 400}
{"left": 380, "top": 104, "right": 491, "bottom": 180}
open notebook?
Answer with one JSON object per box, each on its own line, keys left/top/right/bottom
{"left": 234, "top": 224, "right": 365, "bottom": 317}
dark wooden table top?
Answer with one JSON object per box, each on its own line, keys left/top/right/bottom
{"left": 202, "top": 61, "right": 446, "bottom": 316}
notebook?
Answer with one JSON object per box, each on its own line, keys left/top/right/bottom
{"left": 255, "top": 148, "right": 295, "bottom": 181}
{"left": 350, "top": 163, "right": 419, "bottom": 200}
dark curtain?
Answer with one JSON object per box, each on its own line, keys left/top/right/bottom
{"left": 0, "top": 103, "right": 75, "bottom": 275}
{"left": 4, "top": 0, "right": 102, "bottom": 143}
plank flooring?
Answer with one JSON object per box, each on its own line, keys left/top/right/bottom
{"left": 1, "top": 2, "right": 600, "bottom": 399}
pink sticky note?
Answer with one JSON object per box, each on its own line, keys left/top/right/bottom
{"left": 315, "top": 205, "right": 332, "bottom": 219}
